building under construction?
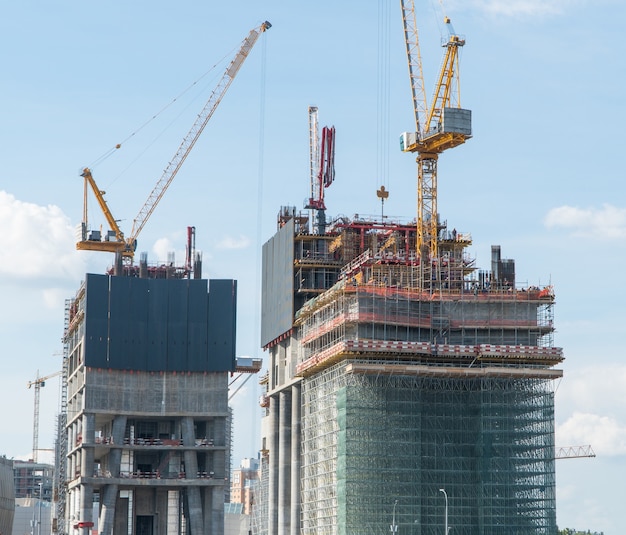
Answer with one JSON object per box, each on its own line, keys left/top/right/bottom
{"left": 58, "top": 263, "right": 238, "bottom": 535}
{"left": 257, "top": 208, "right": 562, "bottom": 535}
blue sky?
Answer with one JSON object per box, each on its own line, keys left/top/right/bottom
{"left": 1, "top": 0, "right": 624, "bottom": 532}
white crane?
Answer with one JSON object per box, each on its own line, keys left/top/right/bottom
{"left": 27, "top": 369, "right": 62, "bottom": 462}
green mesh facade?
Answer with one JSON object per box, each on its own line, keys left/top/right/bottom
{"left": 300, "top": 362, "right": 557, "bottom": 535}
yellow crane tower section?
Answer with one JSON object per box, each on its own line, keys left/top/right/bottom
{"left": 77, "top": 21, "right": 272, "bottom": 261}
{"left": 399, "top": 2, "right": 471, "bottom": 265}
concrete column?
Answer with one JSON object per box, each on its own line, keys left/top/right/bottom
{"left": 290, "top": 383, "right": 302, "bottom": 535}
{"left": 278, "top": 390, "right": 292, "bottom": 535}
{"left": 98, "top": 415, "right": 126, "bottom": 535}
{"left": 81, "top": 413, "right": 95, "bottom": 477}
{"left": 268, "top": 394, "right": 279, "bottom": 535}
{"left": 181, "top": 416, "right": 203, "bottom": 535}
{"left": 204, "top": 485, "right": 224, "bottom": 534}
{"left": 79, "top": 413, "right": 95, "bottom": 527}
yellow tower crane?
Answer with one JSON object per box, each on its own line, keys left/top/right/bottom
{"left": 27, "top": 369, "right": 62, "bottom": 463}
{"left": 399, "top": 2, "right": 471, "bottom": 281}
{"left": 77, "top": 21, "right": 272, "bottom": 261}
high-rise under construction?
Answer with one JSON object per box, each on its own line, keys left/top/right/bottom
{"left": 59, "top": 263, "right": 238, "bottom": 535}
{"left": 257, "top": 207, "right": 562, "bottom": 535}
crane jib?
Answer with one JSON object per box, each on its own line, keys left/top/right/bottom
{"left": 77, "top": 21, "right": 271, "bottom": 261}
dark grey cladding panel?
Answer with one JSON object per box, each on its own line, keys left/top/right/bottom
{"left": 188, "top": 277, "right": 210, "bottom": 371}
{"left": 260, "top": 218, "right": 294, "bottom": 347}
{"left": 84, "top": 273, "right": 110, "bottom": 367}
{"left": 109, "top": 276, "right": 149, "bottom": 370}
{"left": 207, "top": 279, "right": 237, "bottom": 372}
{"left": 148, "top": 277, "right": 168, "bottom": 370}
{"left": 83, "top": 274, "right": 235, "bottom": 372}
{"left": 166, "top": 278, "right": 190, "bottom": 370}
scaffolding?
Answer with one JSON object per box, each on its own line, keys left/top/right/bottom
{"left": 294, "top": 276, "right": 559, "bottom": 379}
{"left": 300, "top": 361, "right": 558, "bottom": 535}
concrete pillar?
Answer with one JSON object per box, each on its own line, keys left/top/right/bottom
{"left": 203, "top": 485, "right": 224, "bottom": 534}
{"left": 278, "top": 390, "right": 292, "bottom": 535}
{"left": 290, "top": 383, "right": 302, "bottom": 535}
{"left": 268, "top": 395, "right": 279, "bottom": 535}
{"left": 181, "top": 416, "right": 203, "bottom": 535}
{"left": 98, "top": 415, "right": 126, "bottom": 535}
{"left": 79, "top": 414, "right": 95, "bottom": 526}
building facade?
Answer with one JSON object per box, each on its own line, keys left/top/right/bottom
{"left": 12, "top": 461, "right": 53, "bottom": 502}
{"left": 60, "top": 270, "right": 237, "bottom": 535}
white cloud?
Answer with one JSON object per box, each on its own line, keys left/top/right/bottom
{"left": 556, "top": 412, "right": 626, "bottom": 456}
{"left": 556, "top": 365, "right": 626, "bottom": 456}
{"left": 150, "top": 237, "right": 187, "bottom": 264}
{"left": 0, "top": 191, "right": 85, "bottom": 280}
{"left": 216, "top": 235, "right": 251, "bottom": 250}
{"left": 544, "top": 204, "right": 626, "bottom": 239}
{"left": 152, "top": 237, "right": 175, "bottom": 261}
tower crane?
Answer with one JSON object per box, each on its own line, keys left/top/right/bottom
{"left": 399, "top": 2, "right": 471, "bottom": 276}
{"left": 77, "top": 21, "right": 272, "bottom": 261}
{"left": 27, "top": 369, "right": 62, "bottom": 463}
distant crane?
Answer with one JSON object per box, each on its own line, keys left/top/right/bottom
{"left": 27, "top": 370, "right": 62, "bottom": 462}
{"left": 555, "top": 445, "right": 596, "bottom": 460}
{"left": 77, "top": 21, "right": 272, "bottom": 262}
{"left": 304, "top": 106, "right": 336, "bottom": 234}
{"left": 399, "top": 2, "right": 471, "bottom": 274}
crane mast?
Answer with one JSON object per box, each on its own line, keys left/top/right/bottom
{"left": 399, "top": 1, "right": 471, "bottom": 279}
{"left": 77, "top": 21, "right": 271, "bottom": 261}
{"left": 27, "top": 369, "right": 62, "bottom": 462}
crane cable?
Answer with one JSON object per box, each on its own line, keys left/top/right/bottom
{"left": 251, "top": 24, "right": 269, "bottom": 457}
{"left": 88, "top": 42, "right": 243, "bottom": 174}
{"left": 376, "top": 0, "right": 391, "bottom": 192}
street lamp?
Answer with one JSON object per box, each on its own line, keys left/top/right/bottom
{"left": 390, "top": 500, "right": 398, "bottom": 533}
{"left": 439, "top": 489, "right": 448, "bottom": 535}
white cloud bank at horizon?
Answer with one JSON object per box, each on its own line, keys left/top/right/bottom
{"left": 544, "top": 204, "right": 626, "bottom": 239}
{"left": 0, "top": 190, "right": 86, "bottom": 280}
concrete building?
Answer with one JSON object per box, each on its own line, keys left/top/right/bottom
{"left": 0, "top": 456, "right": 15, "bottom": 535}
{"left": 256, "top": 208, "right": 562, "bottom": 534}
{"left": 12, "top": 462, "right": 53, "bottom": 503}
{"left": 59, "top": 265, "right": 237, "bottom": 535}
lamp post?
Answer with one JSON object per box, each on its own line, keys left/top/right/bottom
{"left": 439, "top": 489, "right": 448, "bottom": 535}
{"left": 390, "top": 500, "right": 398, "bottom": 533}
{"left": 37, "top": 482, "right": 42, "bottom": 535}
